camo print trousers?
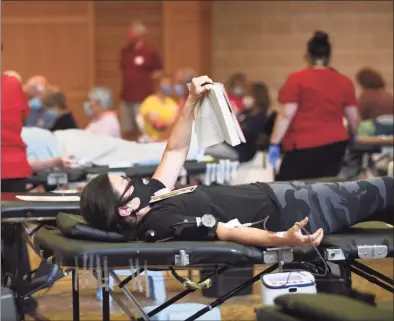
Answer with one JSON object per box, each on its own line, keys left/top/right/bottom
{"left": 268, "top": 177, "right": 393, "bottom": 233}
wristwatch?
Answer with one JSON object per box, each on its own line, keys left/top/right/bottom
{"left": 201, "top": 214, "right": 217, "bottom": 228}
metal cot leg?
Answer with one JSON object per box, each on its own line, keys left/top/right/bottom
{"left": 71, "top": 269, "right": 80, "bottom": 321}
{"left": 102, "top": 286, "right": 111, "bottom": 321}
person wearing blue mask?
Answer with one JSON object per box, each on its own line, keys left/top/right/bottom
{"left": 23, "top": 75, "right": 58, "bottom": 129}
{"left": 173, "top": 67, "right": 197, "bottom": 110}
{"left": 139, "top": 74, "right": 179, "bottom": 142}
{"left": 84, "top": 87, "right": 121, "bottom": 138}
{"left": 42, "top": 89, "right": 78, "bottom": 131}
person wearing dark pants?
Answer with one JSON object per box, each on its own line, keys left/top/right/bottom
{"left": 268, "top": 31, "right": 361, "bottom": 181}
{"left": 1, "top": 70, "right": 37, "bottom": 313}
{"left": 276, "top": 141, "right": 348, "bottom": 180}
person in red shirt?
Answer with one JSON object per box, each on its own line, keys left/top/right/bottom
{"left": 1, "top": 73, "right": 32, "bottom": 191}
{"left": 269, "top": 31, "right": 360, "bottom": 180}
{"left": 1, "top": 69, "right": 39, "bottom": 313}
{"left": 120, "top": 21, "right": 163, "bottom": 136}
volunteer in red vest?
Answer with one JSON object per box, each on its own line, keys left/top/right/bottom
{"left": 1, "top": 73, "right": 32, "bottom": 192}
{"left": 120, "top": 21, "right": 163, "bottom": 136}
{"left": 1, "top": 43, "right": 39, "bottom": 313}
{"left": 268, "top": 31, "right": 360, "bottom": 180}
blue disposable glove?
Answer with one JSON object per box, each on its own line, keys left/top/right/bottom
{"left": 268, "top": 144, "right": 281, "bottom": 169}
{"left": 350, "top": 135, "right": 357, "bottom": 143}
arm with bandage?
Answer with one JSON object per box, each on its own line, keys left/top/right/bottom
{"left": 216, "top": 217, "right": 324, "bottom": 247}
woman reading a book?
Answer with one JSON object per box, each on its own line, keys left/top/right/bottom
{"left": 80, "top": 75, "right": 393, "bottom": 248}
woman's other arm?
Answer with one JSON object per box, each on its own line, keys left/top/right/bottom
{"left": 217, "top": 217, "right": 324, "bottom": 248}
{"left": 270, "top": 74, "right": 299, "bottom": 144}
{"left": 152, "top": 76, "right": 214, "bottom": 187}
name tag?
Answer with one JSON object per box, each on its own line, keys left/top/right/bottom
{"left": 150, "top": 185, "right": 197, "bottom": 203}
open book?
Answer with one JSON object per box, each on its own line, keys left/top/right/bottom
{"left": 187, "top": 82, "right": 246, "bottom": 150}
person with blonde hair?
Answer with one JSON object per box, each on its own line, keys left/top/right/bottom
{"left": 3, "top": 70, "right": 22, "bottom": 82}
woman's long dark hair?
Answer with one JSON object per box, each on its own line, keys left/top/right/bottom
{"left": 80, "top": 174, "right": 141, "bottom": 239}
{"left": 80, "top": 174, "right": 119, "bottom": 230}
{"left": 251, "top": 82, "right": 270, "bottom": 114}
{"left": 307, "top": 31, "right": 331, "bottom": 65}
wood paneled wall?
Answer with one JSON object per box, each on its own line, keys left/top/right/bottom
{"left": 1, "top": 1, "right": 210, "bottom": 127}
{"left": 1, "top": 1, "right": 95, "bottom": 126}
{"left": 212, "top": 1, "right": 393, "bottom": 108}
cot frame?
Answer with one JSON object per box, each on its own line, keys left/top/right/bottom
{"left": 60, "top": 246, "right": 394, "bottom": 321}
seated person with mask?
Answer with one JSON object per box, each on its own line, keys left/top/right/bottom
{"left": 21, "top": 126, "right": 200, "bottom": 170}
{"left": 226, "top": 73, "right": 248, "bottom": 116}
{"left": 205, "top": 82, "right": 269, "bottom": 162}
{"left": 23, "top": 75, "right": 58, "bottom": 129}
{"left": 173, "top": 67, "right": 197, "bottom": 110}
{"left": 139, "top": 74, "right": 179, "bottom": 142}
{"left": 42, "top": 88, "right": 78, "bottom": 131}
{"left": 84, "top": 87, "right": 121, "bottom": 138}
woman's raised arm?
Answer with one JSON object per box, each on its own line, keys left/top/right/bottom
{"left": 152, "top": 76, "right": 214, "bottom": 188}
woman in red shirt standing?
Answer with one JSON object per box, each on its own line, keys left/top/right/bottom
{"left": 268, "top": 31, "right": 360, "bottom": 180}
{"left": 1, "top": 73, "right": 32, "bottom": 191}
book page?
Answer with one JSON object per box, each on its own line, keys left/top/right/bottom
{"left": 16, "top": 195, "right": 80, "bottom": 202}
{"left": 211, "top": 84, "right": 246, "bottom": 146}
{"left": 187, "top": 83, "right": 225, "bottom": 149}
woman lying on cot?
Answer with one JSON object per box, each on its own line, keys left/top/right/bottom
{"left": 80, "top": 76, "right": 394, "bottom": 248}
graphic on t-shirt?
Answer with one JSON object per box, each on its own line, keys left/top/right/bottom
{"left": 150, "top": 185, "right": 197, "bottom": 203}
{"left": 134, "top": 56, "right": 145, "bottom": 66}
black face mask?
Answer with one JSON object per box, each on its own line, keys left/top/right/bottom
{"left": 118, "top": 177, "right": 161, "bottom": 213}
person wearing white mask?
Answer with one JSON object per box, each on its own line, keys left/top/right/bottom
{"left": 206, "top": 82, "right": 270, "bottom": 162}
{"left": 84, "top": 87, "right": 121, "bottom": 138}
{"left": 226, "top": 73, "right": 248, "bottom": 115}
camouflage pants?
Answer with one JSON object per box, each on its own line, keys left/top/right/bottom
{"left": 268, "top": 176, "right": 393, "bottom": 233}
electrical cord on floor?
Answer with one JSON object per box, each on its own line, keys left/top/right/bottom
{"left": 169, "top": 267, "right": 212, "bottom": 290}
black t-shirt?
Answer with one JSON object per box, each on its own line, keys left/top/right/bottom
{"left": 51, "top": 113, "right": 78, "bottom": 131}
{"left": 137, "top": 180, "right": 280, "bottom": 241}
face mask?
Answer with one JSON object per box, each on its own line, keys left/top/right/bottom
{"left": 28, "top": 97, "right": 42, "bottom": 111}
{"left": 84, "top": 101, "right": 93, "bottom": 116}
{"left": 119, "top": 178, "right": 161, "bottom": 214}
{"left": 232, "top": 87, "right": 244, "bottom": 96}
{"left": 243, "top": 96, "right": 254, "bottom": 109}
{"left": 45, "top": 108, "right": 58, "bottom": 120}
{"left": 160, "top": 86, "right": 172, "bottom": 96}
{"left": 174, "top": 84, "right": 185, "bottom": 97}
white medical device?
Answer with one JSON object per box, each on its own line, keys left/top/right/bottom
{"left": 261, "top": 271, "right": 317, "bottom": 306}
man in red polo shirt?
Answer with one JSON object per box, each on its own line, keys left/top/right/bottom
{"left": 120, "top": 21, "right": 163, "bottom": 135}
